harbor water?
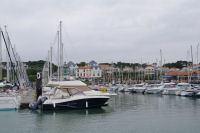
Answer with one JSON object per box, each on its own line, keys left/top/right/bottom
{"left": 1, "top": 93, "right": 200, "bottom": 133}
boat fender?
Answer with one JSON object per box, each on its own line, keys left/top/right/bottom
{"left": 86, "top": 101, "right": 88, "bottom": 108}
{"left": 101, "top": 88, "right": 107, "bottom": 93}
{"left": 53, "top": 102, "right": 56, "bottom": 108}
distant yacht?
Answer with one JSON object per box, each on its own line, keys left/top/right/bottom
{"left": 145, "top": 83, "right": 175, "bottom": 94}
{"left": 130, "top": 83, "right": 146, "bottom": 93}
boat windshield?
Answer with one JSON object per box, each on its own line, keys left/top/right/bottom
{"left": 164, "top": 84, "right": 176, "bottom": 88}
{"left": 136, "top": 85, "right": 143, "bottom": 87}
{"left": 177, "top": 84, "right": 190, "bottom": 88}
{"left": 68, "top": 88, "right": 83, "bottom": 96}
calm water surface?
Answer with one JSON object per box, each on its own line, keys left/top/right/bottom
{"left": 1, "top": 93, "right": 200, "bottom": 133}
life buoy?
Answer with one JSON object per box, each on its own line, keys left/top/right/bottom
{"left": 100, "top": 88, "right": 107, "bottom": 93}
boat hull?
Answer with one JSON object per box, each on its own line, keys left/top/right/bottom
{"left": 134, "top": 88, "right": 146, "bottom": 93}
{"left": 180, "top": 91, "right": 195, "bottom": 97}
{"left": 145, "top": 89, "right": 162, "bottom": 94}
{"left": 0, "top": 96, "right": 20, "bottom": 111}
{"left": 162, "top": 89, "right": 180, "bottom": 95}
{"left": 41, "top": 97, "right": 109, "bottom": 110}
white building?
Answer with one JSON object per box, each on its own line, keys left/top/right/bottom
{"left": 91, "top": 66, "right": 102, "bottom": 78}
{"left": 65, "top": 61, "right": 77, "bottom": 76}
{"left": 75, "top": 60, "right": 102, "bottom": 79}
{"left": 144, "top": 66, "right": 155, "bottom": 75}
{"left": 76, "top": 66, "right": 91, "bottom": 79}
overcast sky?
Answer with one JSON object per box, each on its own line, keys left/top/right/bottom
{"left": 0, "top": 0, "right": 200, "bottom": 64}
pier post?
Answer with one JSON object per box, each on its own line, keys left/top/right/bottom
{"left": 36, "top": 72, "right": 42, "bottom": 100}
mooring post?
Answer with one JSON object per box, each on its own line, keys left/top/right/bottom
{"left": 36, "top": 72, "right": 42, "bottom": 100}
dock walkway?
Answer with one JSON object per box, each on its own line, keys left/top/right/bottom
{"left": 20, "top": 87, "right": 36, "bottom": 109}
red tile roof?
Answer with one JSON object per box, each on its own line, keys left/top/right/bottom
{"left": 100, "top": 64, "right": 113, "bottom": 70}
{"left": 78, "top": 66, "right": 91, "bottom": 69}
{"left": 165, "top": 71, "right": 200, "bottom": 76}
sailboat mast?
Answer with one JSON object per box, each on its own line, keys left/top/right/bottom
{"left": 57, "top": 21, "right": 63, "bottom": 81}
{"left": 190, "top": 45, "right": 194, "bottom": 82}
{"left": 47, "top": 50, "right": 50, "bottom": 81}
{"left": 4, "top": 26, "right": 10, "bottom": 82}
{"left": 160, "top": 49, "right": 163, "bottom": 82}
{"left": 57, "top": 30, "right": 60, "bottom": 81}
{"left": 50, "top": 46, "right": 53, "bottom": 81}
{"left": 186, "top": 50, "right": 190, "bottom": 83}
{"left": 197, "top": 43, "right": 199, "bottom": 81}
{"left": 59, "top": 21, "right": 63, "bottom": 81}
{"left": 197, "top": 44, "right": 199, "bottom": 64}
{"left": 0, "top": 27, "right": 2, "bottom": 81}
{"left": 1, "top": 30, "right": 20, "bottom": 86}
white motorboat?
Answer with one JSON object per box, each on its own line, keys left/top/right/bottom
{"left": 118, "top": 85, "right": 129, "bottom": 92}
{"left": 175, "top": 83, "right": 192, "bottom": 96}
{"left": 146, "top": 83, "right": 174, "bottom": 94}
{"left": 145, "top": 86, "right": 163, "bottom": 94}
{"left": 161, "top": 83, "right": 178, "bottom": 95}
{"left": 132, "top": 83, "right": 146, "bottom": 93}
{"left": 30, "top": 86, "right": 110, "bottom": 110}
{"left": 195, "top": 91, "right": 200, "bottom": 97}
{"left": 108, "top": 85, "right": 119, "bottom": 92}
{"left": 145, "top": 84, "right": 163, "bottom": 94}
{"left": 127, "top": 86, "right": 135, "bottom": 93}
{"left": 180, "top": 89, "right": 196, "bottom": 97}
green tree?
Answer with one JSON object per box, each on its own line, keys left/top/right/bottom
{"left": 164, "top": 60, "right": 192, "bottom": 69}
{"left": 77, "top": 62, "right": 86, "bottom": 67}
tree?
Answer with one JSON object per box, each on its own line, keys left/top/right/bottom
{"left": 77, "top": 62, "right": 86, "bottom": 67}
{"left": 164, "top": 60, "right": 192, "bottom": 69}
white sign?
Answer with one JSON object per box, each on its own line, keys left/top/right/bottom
{"left": 37, "top": 73, "right": 41, "bottom": 79}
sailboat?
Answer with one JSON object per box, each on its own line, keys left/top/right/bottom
{"left": 0, "top": 26, "right": 24, "bottom": 110}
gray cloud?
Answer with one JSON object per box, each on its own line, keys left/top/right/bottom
{"left": 0, "top": 0, "right": 200, "bottom": 64}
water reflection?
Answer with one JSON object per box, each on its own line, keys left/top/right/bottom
{"left": 1, "top": 93, "right": 200, "bottom": 133}
{"left": 36, "top": 108, "right": 109, "bottom": 115}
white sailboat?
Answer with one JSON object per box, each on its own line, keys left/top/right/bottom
{"left": 0, "top": 26, "right": 25, "bottom": 110}
{"left": 0, "top": 92, "right": 21, "bottom": 111}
